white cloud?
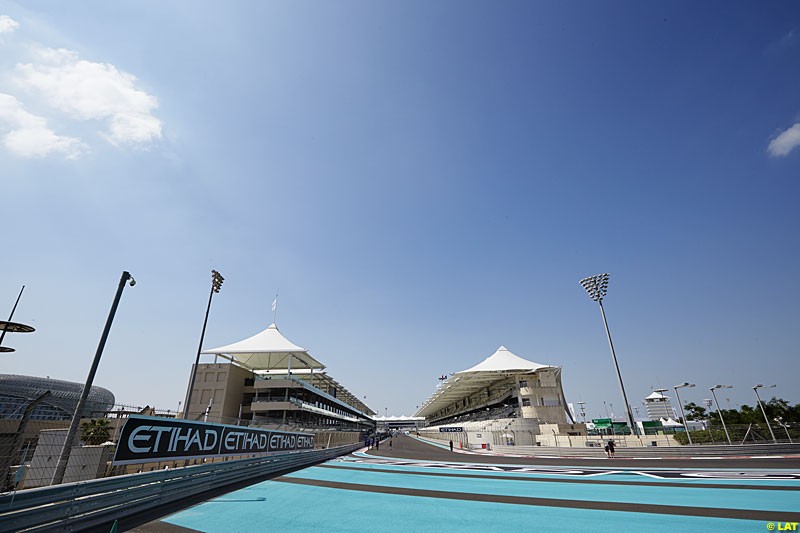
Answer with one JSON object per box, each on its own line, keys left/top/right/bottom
{"left": 0, "top": 92, "right": 86, "bottom": 158}
{"left": 767, "top": 123, "right": 800, "bottom": 157}
{"left": 780, "top": 29, "right": 797, "bottom": 47}
{"left": 13, "top": 46, "right": 162, "bottom": 146}
{"left": 0, "top": 15, "right": 19, "bottom": 34}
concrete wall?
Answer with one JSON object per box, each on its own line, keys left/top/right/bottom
{"left": 22, "top": 429, "right": 114, "bottom": 489}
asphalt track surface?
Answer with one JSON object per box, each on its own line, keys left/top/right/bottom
{"left": 132, "top": 435, "right": 800, "bottom": 532}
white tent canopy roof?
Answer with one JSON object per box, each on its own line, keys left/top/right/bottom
{"left": 645, "top": 391, "right": 669, "bottom": 400}
{"left": 202, "top": 323, "right": 324, "bottom": 371}
{"left": 457, "top": 346, "right": 550, "bottom": 374}
{"left": 415, "top": 345, "right": 559, "bottom": 418}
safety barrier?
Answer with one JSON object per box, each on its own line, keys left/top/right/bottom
{"left": 490, "top": 442, "right": 800, "bottom": 458}
{"left": 0, "top": 443, "right": 360, "bottom": 532}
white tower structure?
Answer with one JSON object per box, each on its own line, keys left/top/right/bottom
{"left": 644, "top": 390, "right": 675, "bottom": 420}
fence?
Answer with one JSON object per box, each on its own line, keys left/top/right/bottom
{"left": 0, "top": 404, "right": 365, "bottom": 491}
{"left": 0, "top": 443, "right": 360, "bottom": 533}
{"left": 488, "top": 442, "right": 800, "bottom": 458}
{"left": 677, "top": 422, "right": 799, "bottom": 445}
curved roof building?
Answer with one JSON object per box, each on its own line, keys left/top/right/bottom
{"left": 0, "top": 374, "right": 115, "bottom": 421}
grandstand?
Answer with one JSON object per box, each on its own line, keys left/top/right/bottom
{"left": 185, "top": 323, "right": 375, "bottom": 433}
{"left": 414, "top": 346, "right": 579, "bottom": 447}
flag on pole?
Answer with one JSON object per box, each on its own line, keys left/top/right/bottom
{"left": 272, "top": 298, "right": 277, "bottom": 312}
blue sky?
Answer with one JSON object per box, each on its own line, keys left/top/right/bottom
{"left": 1, "top": 1, "right": 798, "bottom": 420}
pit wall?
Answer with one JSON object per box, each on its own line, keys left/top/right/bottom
{"left": 418, "top": 419, "right": 680, "bottom": 449}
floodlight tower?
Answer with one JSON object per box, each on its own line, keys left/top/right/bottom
{"left": 579, "top": 273, "right": 637, "bottom": 437}
{"left": 185, "top": 269, "right": 224, "bottom": 418}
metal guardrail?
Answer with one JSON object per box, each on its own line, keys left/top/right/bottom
{"left": 490, "top": 442, "right": 800, "bottom": 458}
{"left": 0, "top": 444, "right": 360, "bottom": 533}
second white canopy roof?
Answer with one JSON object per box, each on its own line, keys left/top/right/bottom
{"left": 458, "top": 346, "right": 550, "bottom": 374}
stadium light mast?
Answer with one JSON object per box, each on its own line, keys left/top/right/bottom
{"left": 753, "top": 384, "right": 777, "bottom": 444}
{"left": 184, "top": 270, "right": 224, "bottom": 419}
{"left": 673, "top": 382, "right": 695, "bottom": 445}
{"left": 710, "top": 385, "right": 733, "bottom": 445}
{"left": 51, "top": 271, "right": 135, "bottom": 485}
{"left": 579, "top": 273, "right": 638, "bottom": 437}
{"left": 577, "top": 401, "right": 587, "bottom": 423}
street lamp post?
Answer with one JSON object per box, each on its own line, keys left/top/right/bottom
{"left": 673, "top": 382, "right": 695, "bottom": 445}
{"left": 184, "top": 270, "right": 224, "bottom": 419}
{"left": 753, "top": 384, "right": 777, "bottom": 444}
{"left": 703, "top": 398, "right": 714, "bottom": 444}
{"left": 580, "top": 274, "right": 638, "bottom": 437}
{"left": 0, "top": 285, "right": 28, "bottom": 350}
{"left": 51, "top": 271, "right": 135, "bottom": 485}
{"left": 774, "top": 418, "right": 793, "bottom": 444}
{"left": 710, "top": 385, "right": 733, "bottom": 445}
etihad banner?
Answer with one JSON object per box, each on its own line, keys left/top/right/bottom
{"left": 112, "top": 415, "right": 315, "bottom": 465}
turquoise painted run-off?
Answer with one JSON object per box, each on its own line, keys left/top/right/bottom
{"left": 164, "top": 450, "right": 800, "bottom": 533}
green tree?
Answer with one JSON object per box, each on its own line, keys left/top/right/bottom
{"left": 683, "top": 402, "right": 707, "bottom": 420}
{"left": 80, "top": 418, "right": 112, "bottom": 445}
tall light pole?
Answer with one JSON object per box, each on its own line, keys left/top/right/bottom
{"left": 51, "top": 271, "right": 135, "bottom": 485}
{"left": 673, "top": 382, "right": 695, "bottom": 445}
{"left": 0, "top": 285, "right": 33, "bottom": 352}
{"left": 184, "top": 270, "right": 224, "bottom": 419}
{"left": 580, "top": 273, "right": 638, "bottom": 436}
{"left": 753, "top": 384, "right": 777, "bottom": 444}
{"left": 710, "top": 385, "right": 733, "bottom": 445}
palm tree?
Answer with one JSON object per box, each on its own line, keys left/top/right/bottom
{"left": 80, "top": 418, "right": 112, "bottom": 445}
